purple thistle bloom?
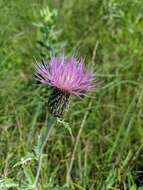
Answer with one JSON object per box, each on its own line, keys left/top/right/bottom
{"left": 35, "top": 55, "right": 95, "bottom": 117}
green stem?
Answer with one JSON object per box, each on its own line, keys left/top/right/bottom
{"left": 34, "top": 115, "right": 56, "bottom": 188}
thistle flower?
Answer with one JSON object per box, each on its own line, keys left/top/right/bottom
{"left": 35, "top": 55, "right": 95, "bottom": 117}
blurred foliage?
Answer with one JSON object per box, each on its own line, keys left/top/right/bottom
{"left": 0, "top": 0, "right": 143, "bottom": 189}
{"left": 34, "top": 6, "right": 66, "bottom": 59}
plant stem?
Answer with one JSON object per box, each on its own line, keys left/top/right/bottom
{"left": 34, "top": 115, "right": 56, "bottom": 187}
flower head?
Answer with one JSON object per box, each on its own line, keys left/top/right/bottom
{"left": 35, "top": 56, "right": 95, "bottom": 95}
{"left": 35, "top": 55, "right": 95, "bottom": 117}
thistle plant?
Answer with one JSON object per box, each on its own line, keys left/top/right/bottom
{"left": 35, "top": 55, "right": 95, "bottom": 117}
{"left": 24, "top": 6, "right": 95, "bottom": 190}
{"left": 32, "top": 55, "right": 95, "bottom": 188}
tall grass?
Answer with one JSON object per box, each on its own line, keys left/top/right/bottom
{"left": 0, "top": 0, "right": 143, "bottom": 189}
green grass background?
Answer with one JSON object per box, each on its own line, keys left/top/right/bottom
{"left": 0, "top": 0, "right": 143, "bottom": 189}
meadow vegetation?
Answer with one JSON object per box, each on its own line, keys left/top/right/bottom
{"left": 0, "top": 0, "right": 143, "bottom": 189}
